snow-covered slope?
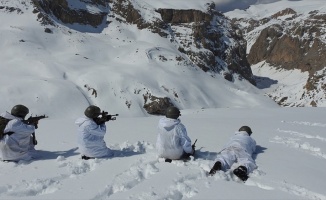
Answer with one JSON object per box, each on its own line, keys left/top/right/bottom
{"left": 0, "top": 0, "right": 277, "bottom": 119}
{"left": 1, "top": 1, "right": 326, "bottom": 199}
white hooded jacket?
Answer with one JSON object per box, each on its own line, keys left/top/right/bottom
{"left": 212, "top": 131, "right": 257, "bottom": 173}
{"left": 224, "top": 131, "right": 256, "bottom": 154}
{"left": 156, "top": 117, "right": 193, "bottom": 160}
{"left": 0, "top": 112, "right": 36, "bottom": 161}
{"left": 75, "top": 116, "right": 112, "bottom": 158}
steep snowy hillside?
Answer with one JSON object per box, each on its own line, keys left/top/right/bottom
{"left": 0, "top": 0, "right": 277, "bottom": 118}
{"left": 226, "top": 0, "right": 326, "bottom": 107}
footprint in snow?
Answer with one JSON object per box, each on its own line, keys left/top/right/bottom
{"left": 90, "top": 158, "right": 159, "bottom": 200}
{"left": 280, "top": 181, "right": 326, "bottom": 200}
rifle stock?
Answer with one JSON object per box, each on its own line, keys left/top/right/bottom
{"left": 192, "top": 139, "right": 198, "bottom": 150}
{"left": 193, "top": 139, "right": 197, "bottom": 146}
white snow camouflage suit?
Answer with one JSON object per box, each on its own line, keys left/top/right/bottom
{"left": 0, "top": 112, "right": 36, "bottom": 161}
{"left": 212, "top": 131, "right": 257, "bottom": 174}
{"left": 75, "top": 116, "right": 113, "bottom": 158}
{"left": 156, "top": 117, "right": 193, "bottom": 160}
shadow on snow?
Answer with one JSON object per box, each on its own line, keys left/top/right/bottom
{"left": 36, "top": 147, "right": 79, "bottom": 160}
{"left": 254, "top": 75, "right": 278, "bottom": 89}
{"left": 252, "top": 145, "right": 267, "bottom": 160}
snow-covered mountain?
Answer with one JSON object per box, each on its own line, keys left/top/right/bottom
{"left": 225, "top": 0, "right": 326, "bottom": 107}
{"left": 0, "top": 0, "right": 277, "bottom": 118}
{"left": 1, "top": 0, "right": 326, "bottom": 119}
{"left": 1, "top": 1, "right": 326, "bottom": 199}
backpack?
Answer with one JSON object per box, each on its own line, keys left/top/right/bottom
{"left": 0, "top": 116, "right": 13, "bottom": 139}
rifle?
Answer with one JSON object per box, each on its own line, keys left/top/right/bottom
{"left": 192, "top": 139, "right": 198, "bottom": 150}
{"left": 24, "top": 114, "right": 48, "bottom": 145}
{"left": 94, "top": 111, "right": 119, "bottom": 125}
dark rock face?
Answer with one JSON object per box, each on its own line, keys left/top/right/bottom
{"left": 248, "top": 10, "right": 326, "bottom": 102}
{"left": 111, "top": 1, "right": 255, "bottom": 84}
{"left": 271, "top": 8, "right": 297, "bottom": 19}
{"left": 111, "top": 0, "right": 144, "bottom": 27}
{"left": 32, "top": 0, "right": 254, "bottom": 85}
{"left": 0, "top": 6, "right": 23, "bottom": 14}
{"left": 241, "top": 8, "right": 326, "bottom": 77}
{"left": 143, "top": 95, "right": 175, "bottom": 115}
{"left": 32, "top": 0, "right": 108, "bottom": 27}
{"left": 44, "top": 27, "right": 52, "bottom": 33}
{"left": 157, "top": 9, "right": 212, "bottom": 23}
{"left": 248, "top": 23, "right": 326, "bottom": 76}
{"left": 31, "top": 0, "right": 257, "bottom": 113}
{"left": 232, "top": 8, "right": 326, "bottom": 106}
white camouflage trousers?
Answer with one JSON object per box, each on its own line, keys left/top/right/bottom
{"left": 214, "top": 146, "right": 257, "bottom": 173}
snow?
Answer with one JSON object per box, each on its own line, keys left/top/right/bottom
{"left": 225, "top": 0, "right": 326, "bottom": 53}
{"left": 225, "top": 0, "right": 326, "bottom": 107}
{"left": 66, "top": 0, "right": 108, "bottom": 13}
{"left": 225, "top": 0, "right": 326, "bottom": 20}
{"left": 252, "top": 62, "right": 326, "bottom": 107}
{"left": 139, "top": 0, "right": 281, "bottom": 13}
{"left": 0, "top": 0, "right": 278, "bottom": 119}
{"left": 1, "top": 0, "right": 326, "bottom": 199}
{"left": 1, "top": 107, "right": 326, "bottom": 199}
{"left": 252, "top": 62, "right": 309, "bottom": 104}
{"left": 139, "top": 0, "right": 326, "bottom": 14}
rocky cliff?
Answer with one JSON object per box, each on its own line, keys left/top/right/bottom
{"left": 230, "top": 8, "right": 326, "bottom": 107}
{"left": 33, "top": 0, "right": 254, "bottom": 83}
{"left": 31, "top": 0, "right": 255, "bottom": 113}
{"left": 32, "top": 0, "right": 108, "bottom": 27}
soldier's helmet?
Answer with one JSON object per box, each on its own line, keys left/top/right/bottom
{"left": 239, "top": 126, "right": 252, "bottom": 135}
{"left": 165, "top": 106, "right": 181, "bottom": 119}
{"left": 11, "top": 104, "right": 29, "bottom": 118}
{"left": 84, "top": 105, "right": 101, "bottom": 118}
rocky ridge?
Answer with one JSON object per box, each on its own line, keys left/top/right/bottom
{"left": 230, "top": 8, "right": 326, "bottom": 107}
{"left": 31, "top": 0, "right": 255, "bottom": 114}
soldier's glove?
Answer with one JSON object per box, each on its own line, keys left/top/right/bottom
{"left": 208, "top": 168, "right": 216, "bottom": 176}
{"left": 94, "top": 117, "right": 105, "bottom": 125}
